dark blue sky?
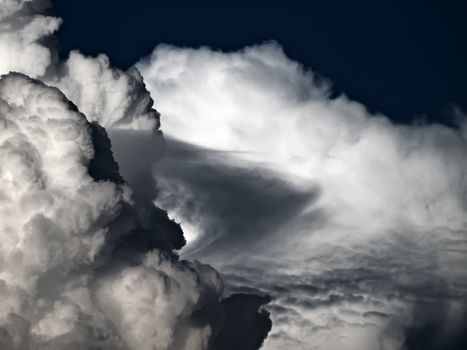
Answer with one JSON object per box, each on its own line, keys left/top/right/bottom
{"left": 52, "top": 0, "right": 466, "bottom": 123}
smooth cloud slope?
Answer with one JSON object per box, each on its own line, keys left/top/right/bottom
{"left": 138, "top": 44, "right": 467, "bottom": 349}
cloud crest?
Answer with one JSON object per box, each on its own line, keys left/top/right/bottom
{"left": 0, "top": 0, "right": 60, "bottom": 78}
{"left": 0, "top": 0, "right": 159, "bottom": 131}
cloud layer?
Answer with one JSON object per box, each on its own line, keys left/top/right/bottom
{"left": 138, "top": 43, "right": 467, "bottom": 349}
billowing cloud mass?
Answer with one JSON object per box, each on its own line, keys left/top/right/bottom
{"left": 46, "top": 52, "right": 160, "bottom": 130}
{"left": 138, "top": 44, "right": 467, "bottom": 349}
{"left": 0, "top": 72, "right": 225, "bottom": 349}
{"left": 0, "top": 1, "right": 272, "bottom": 350}
{"left": 0, "top": 0, "right": 60, "bottom": 78}
{"left": 0, "top": 0, "right": 159, "bottom": 131}
{"left": 3, "top": 0, "right": 467, "bottom": 349}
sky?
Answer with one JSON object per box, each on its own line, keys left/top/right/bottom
{"left": 1, "top": 1, "right": 467, "bottom": 349}
{"left": 52, "top": 0, "right": 467, "bottom": 123}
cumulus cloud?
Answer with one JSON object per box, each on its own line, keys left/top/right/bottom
{"left": 5, "top": 0, "right": 466, "bottom": 348}
{"left": 46, "top": 51, "right": 160, "bottom": 130}
{"left": 0, "top": 0, "right": 160, "bottom": 131}
{"left": 0, "top": 2, "right": 273, "bottom": 349}
{"left": 138, "top": 43, "right": 467, "bottom": 349}
{"left": 0, "top": 0, "right": 60, "bottom": 78}
{"left": 0, "top": 72, "right": 228, "bottom": 349}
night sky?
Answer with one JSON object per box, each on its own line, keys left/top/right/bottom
{"left": 53, "top": 0, "right": 467, "bottom": 123}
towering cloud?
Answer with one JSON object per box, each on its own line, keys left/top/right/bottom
{"left": 3, "top": 0, "right": 466, "bottom": 348}
{"left": 0, "top": 72, "right": 226, "bottom": 349}
{"left": 138, "top": 43, "right": 467, "bottom": 349}
{"left": 0, "top": 1, "right": 273, "bottom": 349}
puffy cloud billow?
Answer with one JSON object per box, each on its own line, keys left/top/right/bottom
{"left": 0, "top": 1, "right": 272, "bottom": 349}
{"left": 0, "top": 0, "right": 159, "bottom": 131}
{"left": 0, "top": 72, "right": 226, "bottom": 349}
{"left": 138, "top": 44, "right": 467, "bottom": 349}
{"left": 0, "top": 0, "right": 60, "bottom": 78}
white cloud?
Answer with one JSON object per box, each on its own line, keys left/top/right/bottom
{"left": 0, "top": 72, "right": 224, "bottom": 349}
{"left": 0, "top": 72, "right": 129, "bottom": 347}
{"left": 46, "top": 51, "right": 160, "bottom": 130}
{"left": 0, "top": 3, "right": 231, "bottom": 349}
{"left": 0, "top": 0, "right": 159, "bottom": 131}
{"left": 138, "top": 43, "right": 467, "bottom": 349}
{"left": 0, "top": 0, "right": 61, "bottom": 78}
{"left": 3, "top": 0, "right": 467, "bottom": 347}
{"left": 96, "top": 250, "right": 222, "bottom": 350}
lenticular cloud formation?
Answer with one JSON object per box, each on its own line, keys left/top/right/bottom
{"left": 138, "top": 44, "right": 467, "bottom": 349}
